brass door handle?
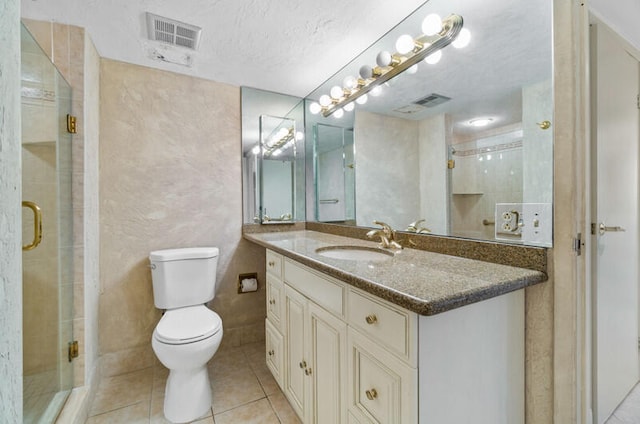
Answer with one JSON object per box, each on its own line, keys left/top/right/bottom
{"left": 365, "top": 314, "right": 378, "bottom": 325}
{"left": 22, "top": 201, "right": 42, "bottom": 251}
{"left": 365, "top": 388, "right": 378, "bottom": 400}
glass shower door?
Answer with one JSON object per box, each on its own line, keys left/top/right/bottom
{"left": 21, "top": 23, "right": 74, "bottom": 424}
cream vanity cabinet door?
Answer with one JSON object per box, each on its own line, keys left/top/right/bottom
{"left": 284, "top": 285, "right": 308, "bottom": 419}
{"left": 265, "top": 318, "right": 284, "bottom": 388}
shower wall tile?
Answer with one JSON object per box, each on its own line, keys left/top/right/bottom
{"left": 99, "top": 59, "right": 265, "bottom": 374}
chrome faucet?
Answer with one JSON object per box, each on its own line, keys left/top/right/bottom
{"left": 405, "top": 219, "right": 432, "bottom": 234}
{"left": 366, "top": 220, "right": 403, "bottom": 249}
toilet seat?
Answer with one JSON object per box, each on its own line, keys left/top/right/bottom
{"left": 154, "top": 305, "right": 222, "bottom": 345}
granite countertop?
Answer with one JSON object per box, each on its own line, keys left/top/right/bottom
{"left": 244, "top": 230, "right": 547, "bottom": 316}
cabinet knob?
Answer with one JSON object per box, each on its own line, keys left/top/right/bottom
{"left": 299, "top": 361, "right": 307, "bottom": 369}
{"left": 365, "top": 314, "right": 378, "bottom": 325}
{"left": 268, "top": 261, "right": 275, "bottom": 267}
{"left": 269, "top": 299, "right": 276, "bottom": 305}
{"left": 268, "top": 350, "right": 274, "bottom": 356}
{"left": 365, "top": 388, "right": 378, "bottom": 400}
{"left": 305, "top": 367, "right": 312, "bottom": 376}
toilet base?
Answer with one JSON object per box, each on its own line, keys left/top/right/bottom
{"left": 164, "top": 366, "right": 211, "bottom": 423}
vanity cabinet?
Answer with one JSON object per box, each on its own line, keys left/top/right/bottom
{"left": 264, "top": 249, "right": 524, "bottom": 424}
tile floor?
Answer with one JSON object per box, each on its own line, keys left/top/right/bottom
{"left": 85, "top": 342, "right": 301, "bottom": 424}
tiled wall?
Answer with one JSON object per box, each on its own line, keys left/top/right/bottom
{"left": 99, "top": 59, "right": 266, "bottom": 377}
{"left": 0, "top": 0, "right": 23, "bottom": 421}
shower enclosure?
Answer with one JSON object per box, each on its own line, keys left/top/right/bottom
{"left": 21, "top": 24, "right": 74, "bottom": 423}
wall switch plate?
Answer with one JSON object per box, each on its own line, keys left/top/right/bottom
{"left": 521, "top": 203, "right": 552, "bottom": 247}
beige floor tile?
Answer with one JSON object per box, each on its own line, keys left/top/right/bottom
{"left": 89, "top": 368, "right": 153, "bottom": 416}
{"left": 214, "top": 398, "right": 279, "bottom": 424}
{"left": 85, "top": 401, "right": 150, "bottom": 424}
{"left": 153, "top": 365, "right": 170, "bottom": 394}
{"left": 209, "top": 347, "right": 254, "bottom": 382}
{"left": 251, "top": 360, "right": 280, "bottom": 396}
{"left": 268, "top": 391, "right": 302, "bottom": 424}
{"left": 211, "top": 370, "right": 266, "bottom": 414}
{"left": 241, "top": 342, "right": 265, "bottom": 358}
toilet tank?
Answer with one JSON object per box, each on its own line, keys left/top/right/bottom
{"left": 149, "top": 247, "right": 219, "bottom": 309}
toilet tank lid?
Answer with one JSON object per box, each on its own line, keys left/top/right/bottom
{"left": 150, "top": 247, "right": 219, "bottom": 262}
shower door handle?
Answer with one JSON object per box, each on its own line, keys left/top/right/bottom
{"left": 22, "top": 201, "right": 42, "bottom": 251}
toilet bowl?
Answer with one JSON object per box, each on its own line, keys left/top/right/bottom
{"left": 152, "top": 305, "right": 223, "bottom": 423}
{"left": 149, "top": 247, "right": 222, "bottom": 424}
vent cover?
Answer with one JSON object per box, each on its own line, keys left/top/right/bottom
{"left": 413, "top": 93, "right": 451, "bottom": 108}
{"left": 146, "top": 12, "right": 202, "bottom": 50}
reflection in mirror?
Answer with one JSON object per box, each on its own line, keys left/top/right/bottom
{"left": 241, "top": 88, "right": 305, "bottom": 224}
{"left": 314, "top": 124, "right": 355, "bottom": 223}
{"left": 305, "top": 0, "right": 553, "bottom": 246}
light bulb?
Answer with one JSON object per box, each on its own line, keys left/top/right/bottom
{"left": 376, "top": 51, "right": 393, "bottom": 67}
{"left": 424, "top": 50, "right": 442, "bottom": 65}
{"left": 343, "top": 102, "right": 355, "bottom": 112}
{"left": 452, "top": 28, "right": 471, "bottom": 48}
{"left": 330, "top": 85, "right": 344, "bottom": 99}
{"left": 319, "top": 94, "right": 332, "bottom": 107}
{"left": 309, "top": 102, "right": 321, "bottom": 114}
{"left": 359, "top": 65, "right": 373, "bottom": 79}
{"left": 421, "top": 14, "right": 442, "bottom": 36}
{"left": 356, "top": 94, "right": 368, "bottom": 105}
{"left": 469, "top": 118, "right": 493, "bottom": 127}
{"left": 272, "top": 149, "right": 281, "bottom": 157}
{"left": 343, "top": 75, "right": 357, "bottom": 90}
{"left": 295, "top": 131, "right": 304, "bottom": 141}
{"left": 395, "top": 34, "right": 416, "bottom": 55}
{"left": 333, "top": 108, "right": 344, "bottom": 118}
{"left": 251, "top": 145, "right": 260, "bottom": 155}
{"left": 406, "top": 64, "right": 418, "bottom": 74}
{"left": 370, "top": 85, "right": 383, "bottom": 97}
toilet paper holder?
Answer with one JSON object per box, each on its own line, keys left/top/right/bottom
{"left": 238, "top": 273, "right": 259, "bottom": 294}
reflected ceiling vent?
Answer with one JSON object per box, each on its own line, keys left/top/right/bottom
{"left": 393, "top": 104, "right": 427, "bottom": 114}
{"left": 146, "top": 12, "right": 202, "bottom": 50}
{"left": 413, "top": 93, "right": 451, "bottom": 108}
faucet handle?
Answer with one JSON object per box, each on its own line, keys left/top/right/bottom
{"left": 372, "top": 220, "right": 393, "bottom": 235}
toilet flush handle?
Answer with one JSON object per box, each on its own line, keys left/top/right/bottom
{"left": 148, "top": 263, "right": 157, "bottom": 270}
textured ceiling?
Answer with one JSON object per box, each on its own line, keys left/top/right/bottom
{"left": 21, "top": 0, "right": 427, "bottom": 97}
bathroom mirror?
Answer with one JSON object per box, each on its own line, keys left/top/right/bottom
{"left": 241, "top": 88, "right": 305, "bottom": 224}
{"left": 305, "top": 0, "right": 553, "bottom": 246}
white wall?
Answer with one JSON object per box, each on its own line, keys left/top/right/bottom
{"left": 590, "top": 0, "right": 640, "bottom": 51}
{"left": 0, "top": 0, "right": 23, "bottom": 421}
{"left": 418, "top": 115, "right": 448, "bottom": 234}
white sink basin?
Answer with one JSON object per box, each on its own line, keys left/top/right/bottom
{"left": 315, "top": 245, "right": 394, "bottom": 261}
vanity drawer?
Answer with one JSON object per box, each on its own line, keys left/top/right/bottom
{"left": 284, "top": 259, "right": 345, "bottom": 318}
{"left": 348, "top": 288, "right": 417, "bottom": 366}
{"left": 348, "top": 328, "right": 417, "bottom": 424}
{"left": 266, "top": 274, "right": 284, "bottom": 332}
{"left": 266, "top": 249, "right": 283, "bottom": 279}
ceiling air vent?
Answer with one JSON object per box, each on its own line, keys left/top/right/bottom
{"left": 413, "top": 93, "right": 451, "bottom": 108}
{"left": 146, "top": 12, "right": 202, "bottom": 50}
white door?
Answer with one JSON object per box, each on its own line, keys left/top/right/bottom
{"left": 591, "top": 22, "right": 640, "bottom": 424}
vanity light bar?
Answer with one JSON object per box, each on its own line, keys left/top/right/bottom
{"left": 318, "top": 13, "right": 464, "bottom": 118}
{"left": 262, "top": 127, "right": 295, "bottom": 157}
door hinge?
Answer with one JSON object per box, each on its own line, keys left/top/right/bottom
{"left": 573, "top": 233, "right": 582, "bottom": 256}
{"left": 66, "top": 114, "right": 77, "bottom": 134}
{"left": 447, "top": 159, "right": 455, "bottom": 169}
{"left": 68, "top": 340, "right": 79, "bottom": 362}
{"left": 637, "top": 94, "right": 640, "bottom": 109}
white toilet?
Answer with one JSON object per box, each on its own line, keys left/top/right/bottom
{"left": 149, "top": 247, "right": 223, "bottom": 424}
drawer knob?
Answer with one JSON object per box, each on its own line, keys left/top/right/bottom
{"left": 305, "top": 367, "right": 312, "bottom": 376}
{"left": 269, "top": 299, "right": 276, "bottom": 305}
{"left": 299, "top": 361, "right": 307, "bottom": 369}
{"left": 268, "top": 261, "right": 275, "bottom": 267}
{"left": 268, "top": 350, "right": 274, "bottom": 356}
{"left": 365, "top": 388, "right": 378, "bottom": 400}
{"left": 365, "top": 314, "right": 378, "bottom": 325}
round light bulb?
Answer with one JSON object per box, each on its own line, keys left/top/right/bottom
{"left": 355, "top": 94, "right": 368, "bottom": 105}
{"left": 469, "top": 118, "right": 493, "bottom": 127}
{"left": 452, "top": 28, "right": 471, "bottom": 48}
{"left": 343, "top": 102, "right": 355, "bottom": 112}
{"left": 359, "top": 65, "right": 373, "bottom": 79}
{"left": 251, "top": 145, "right": 260, "bottom": 155}
{"left": 370, "top": 85, "right": 383, "bottom": 97}
{"left": 272, "top": 149, "right": 281, "bottom": 157}
{"left": 421, "top": 14, "right": 442, "bottom": 36}
{"left": 424, "top": 50, "right": 442, "bottom": 65}
{"left": 295, "top": 131, "right": 304, "bottom": 141}
{"left": 333, "top": 108, "right": 344, "bottom": 119}
{"left": 309, "top": 102, "right": 321, "bottom": 114}
{"left": 376, "top": 51, "right": 393, "bottom": 67}
{"left": 395, "top": 34, "right": 415, "bottom": 55}
{"left": 319, "top": 94, "right": 332, "bottom": 107}
{"left": 406, "top": 64, "right": 418, "bottom": 74}
{"left": 279, "top": 127, "right": 289, "bottom": 137}
{"left": 343, "top": 75, "right": 357, "bottom": 90}
{"left": 330, "top": 85, "right": 344, "bottom": 99}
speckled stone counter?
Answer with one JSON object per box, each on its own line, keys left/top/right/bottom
{"left": 244, "top": 230, "right": 547, "bottom": 316}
